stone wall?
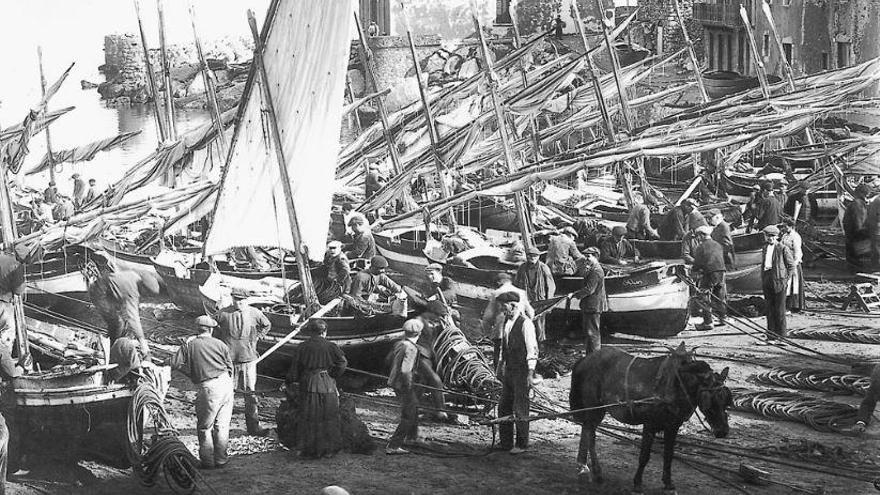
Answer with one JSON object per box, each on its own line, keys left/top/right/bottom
{"left": 635, "top": 0, "right": 703, "bottom": 60}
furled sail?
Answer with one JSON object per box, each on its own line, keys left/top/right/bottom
{"left": 204, "top": 0, "right": 353, "bottom": 261}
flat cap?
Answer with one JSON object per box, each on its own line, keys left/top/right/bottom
{"left": 562, "top": 226, "right": 577, "bottom": 236}
{"left": 424, "top": 263, "right": 443, "bottom": 272}
{"left": 496, "top": 291, "right": 520, "bottom": 304}
{"left": 708, "top": 208, "right": 722, "bottom": 217}
{"left": 695, "top": 225, "right": 713, "bottom": 236}
{"left": 327, "top": 240, "right": 342, "bottom": 249}
{"left": 762, "top": 225, "right": 780, "bottom": 236}
{"left": 583, "top": 246, "right": 600, "bottom": 256}
{"left": 611, "top": 226, "right": 626, "bottom": 236}
{"left": 196, "top": 315, "right": 218, "bottom": 328}
{"left": 370, "top": 255, "right": 388, "bottom": 269}
{"left": 402, "top": 319, "right": 424, "bottom": 337}
{"left": 526, "top": 247, "right": 541, "bottom": 256}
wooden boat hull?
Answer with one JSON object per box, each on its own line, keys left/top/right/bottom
{"left": 633, "top": 232, "right": 764, "bottom": 265}
{"left": 454, "top": 197, "right": 520, "bottom": 233}
{"left": 24, "top": 245, "right": 94, "bottom": 304}
{"left": 704, "top": 71, "right": 782, "bottom": 99}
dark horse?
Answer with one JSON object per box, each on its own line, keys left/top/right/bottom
{"left": 569, "top": 344, "right": 732, "bottom": 494}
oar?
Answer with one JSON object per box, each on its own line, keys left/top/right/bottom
{"left": 254, "top": 297, "right": 342, "bottom": 365}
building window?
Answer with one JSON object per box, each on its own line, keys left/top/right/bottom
{"left": 837, "top": 42, "right": 851, "bottom": 67}
{"left": 763, "top": 34, "right": 770, "bottom": 58}
{"left": 822, "top": 52, "right": 829, "bottom": 70}
{"left": 782, "top": 42, "right": 792, "bottom": 64}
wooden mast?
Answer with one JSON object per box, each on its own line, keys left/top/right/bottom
{"left": 739, "top": 5, "right": 771, "bottom": 99}
{"left": 471, "top": 5, "right": 534, "bottom": 250}
{"left": 246, "top": 10, "right": 319, "bottom": 313}
{"left": 37, "top": 47, "right": 57, "bottom": 184}
{"left": 508, "top": 1, "right": 542, "bottom": 162}
{"left": 133, "top": 0, "right": 168, "bottom": 144}
{"left": 187, "top": 0, "right": 228, "bottom": 158}
{"left": 571, "top": 0, "right": 616, "bottom": 141}
{"left": 593, "top": 0, "right": 634, "bottom": 132}
{"left": 672, "top": 0, "right": 709, "bottom": 103}
{"left": 398, "top": 1, "right": 456, "bottom": 226}
{"left": 156, "top": 0, "right": 178, "bottom": 140}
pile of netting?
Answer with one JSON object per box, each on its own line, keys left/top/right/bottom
{"left": 789, "top": 327, "right": 880, "bottom": 345}
{"left": 433, "top": 321, "right": 500, "bottom": 400}
{"left": 732, "top": 389, "right": 861, "bottom": 434}
{"left": 127, "top": 367, "right": 200, "bottom": 494}
{"left": 753, "top": 367, "right": 871, "bottom": 396}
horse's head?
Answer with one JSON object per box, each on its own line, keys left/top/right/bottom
{"left": 696, "top": 366, "right": 733, "bottom": 439}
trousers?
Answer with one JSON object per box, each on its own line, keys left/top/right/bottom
{"left": 195, "top": 373, "right": 233, "bottom": 467}
{"left": 388, "top": 386, "right": 419, "bottom": 448}
{"left": 498, "top": 368, "right": 529, "bottom": 449}
{"left": 233, "top": 361, "right": 263, "bottom": 434}
{"left": 762, "top": 281, "right": 787, "bottom": 339}
{"left": 581, "top": 312, "right": 601, "bottom": 354}
{"left": 416, "top": 358, "right": 445, "bottom": 414}
{"left": 699, "top": 271, "right": 727, "bottom": 324}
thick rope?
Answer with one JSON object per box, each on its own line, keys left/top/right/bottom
{"left": 731, "top": 388, "right": 860, "bottom": 434}
{"left": 753, "top": 366, "right": 870, "bottom": 396}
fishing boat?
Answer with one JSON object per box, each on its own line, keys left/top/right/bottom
{"left": 703, "top": 70, "right": 782, "bottom": 99}
{"left": 24, "top": 244, "right": 94, "bottom": 306}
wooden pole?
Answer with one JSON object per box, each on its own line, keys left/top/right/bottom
{"left": 398, "top": 1, "right": 455, "bottom": 226}
{"left": 188, "top": 0, "right": 228, "bottom": 158}
{"left": 471, "top": 5, "right": 534, "bottom": 250}
{"left": 156, "top": 0, "right": 178, "bottom": 139}
{"left": 37, "top": 47, "right": 56, "bottom": 184}
{"left": 672, "top": 0, "right": 710, "bottom": 103}
{"left": 593, "top": 0, "right": 634, "bottom": 132}
{"left": 246, "top": 10, "right": 319, "bottom": 314}
{"left": 133, "top": 0, "right": 168, "bottom": 144}
{"left": 353, "top": 12, "right": 403, "bottom": 176}
{"left": 255, "top": 297, "right": 341, "bottom": 364}
{"left": 739, "top": 5, "right": 771, "bottom": 99}
{"left": 344, "top": 76, "right": 364, "bottom": 134}
{"left": 508, "top": 2, "right": 543, "bottom": 162}
{"left": 570, "top": 1, "right": 616, "bottom": 141}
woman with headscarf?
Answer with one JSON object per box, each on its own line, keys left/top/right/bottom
{"left": 285, "top": 319, "right": 347, "bottom": 458}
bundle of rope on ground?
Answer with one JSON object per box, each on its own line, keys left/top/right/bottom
{"left": 731, "top": 389, "right": 860, "bottom": 434}
{"left": 753, "top": 367, "right": 871, "bottom": 396}
{"left": 789, "top": 327, "right": 880, "bottom": 345}
{"left": 432, "top": 323, "right": 500, "bottom": 400}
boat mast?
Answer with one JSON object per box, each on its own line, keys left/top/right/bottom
{"left": 246, "top": 10, "right": 319, "bottom": 313}
{"left": 156, "top": 0, "right": 178, "bottom": 141}
{"left": 570, "top": 1, "right": 616, "bottom": 141}
{"left": 672, "top": 0, "right": 710, "bottom": 104}
{"left": 187, "top": 0, "right": 228, "bottom": 159}
{"left": 508, "top": 2, "right": 542, "bottom": 162}
{"left": 398, "top": 1, "right": 456, "bottom": 227}
{"left": 37, "top": 47, "right": 57, "bottom": 185}
{"left": 133, "top": 0, "right": 169, "bottom": 144}
{"left": 738, "top": 5, "right": 771, "bottom": 99}
{"left": 593, "top": 0, "right": 634, "bottom": 132}
{"left": 471, "top": 7, "right": 534, "bottom": 251}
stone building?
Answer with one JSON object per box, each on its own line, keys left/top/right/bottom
{"left": 358, "top": 0, "right": 495, "bottom": 39}
{"left": 692, "top": 0, "right": 880, "bottom": 77}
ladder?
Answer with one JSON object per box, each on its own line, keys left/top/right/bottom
{"left": 841, "top": 281, "right": 880, "bottom": 313}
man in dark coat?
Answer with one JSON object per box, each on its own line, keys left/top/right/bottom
{"left": 386, "top": 319, "right": 423, "bottom": 454}
{"left": 71, "top": 173, "right": 86, "bottom": 208}
{"left": 760, "top": 225, "right": 795, "bottom": 340}
{"left": 843, "top": 184, "right": 871, "bottom": 270}
{"left": 691, "top": 225, "right": 727, "bottom": 330}
{"left": 494, "top": 291, "right": 538, "bottom": 454}
{"left": 514, "top": 247, "right": 555, "bottom": 344}
{"left": 365, "top": 164, "right": 386, "bottom": 200}
{"left": 43, "top": 181, "right": 58, "bottom": 204}
{"left": 659, "top": 204, "right": 687, "bottom": 241}
{"left": 578, "top": 247, "right": 607, "bottom": 354}
{"left": 756, "top": 184, "right": 782, "bottom": 230}
{"left": 709, "top": 208, "right": 735, "bottom": 269}
{"left": 414, "top": 301, "right": 450, "bottom": 421}
{"left": 347, "top": 255, "right": 403, "bottom": 316}
{"left": 599, "top": 226, "right": 640, "bottom": 266}
{"left": 315, "top": 240, "right": 351, "bottom": 304}
{"left": 345, "top": 216, "right": 376, "bottom": 260}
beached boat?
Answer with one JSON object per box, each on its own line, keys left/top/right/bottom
{"left": 24, "top": 244, "right": 94, "bottom": 304}
{"left": 704, "top": 70, "right": 782, "bottom": 99}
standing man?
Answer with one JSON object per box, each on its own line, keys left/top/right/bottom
{"left": 83, "top": 178, "right": 99, "bottom": 205}
{"left": 481, "top": 273, "right": 533, "bottom": 345}
{"left": 414, "top": 301, "right": 450, "bottom": 421}
{"left": 42, "top": 181, "right": 58, "bottom": 204}
{"left": 843, "top": 184, "right": 871, "bottom": 271}
{"left": 0, "top": 328, "right": 25, "bottom": 493}
{"left": 546, "top": 226, "right": 584, "bottom": 276}
{"left": 683, "top": 199, "right": 708, "bottom": 232}
{"left": 514, "top": 247, "right": 555, "bottom": 345}
{"left": 552, "top": 14, "right": 565, "bottom": 39}
{"left": 709, "top": 208, "right": 735, "bottom": 269}
{"left": 494, "top": 291, "right": 538, "bottom": 454}
{"left": 625, "top": 193, "right": 659, "bottom": 240}
{"left": 86, "top": 257, "right": 155, "bottom": 357}
{"left": 365, "top": 163, "right": 386, "bottom": 200}
{"left": 420, "top": 263, "right": 460, "bottom": 323}
{"left": 868, "top": 189, "right": 880, "bottom": 270}
{"left": 578, "top": 247, "right": 606, "bottom": 354}
{"left": 691, "top": 225, "right": 727, "bottom": 330}
{"left": 599, "top": 226, "right": 640, "bottom": 266}
{"left": 345, "top": 216, "right": 376, "bottom": 260}
{"left": 71, "top": 173, "right": 86, "bottom": 209}
{"left": 171, "top": 315, "right": 234, "bottom": 469}
{"left": 386, "top": 319, "right": 423, "bottom": 455}
{"left": 756, "top": 183, "right": 782, "bottom": 230}
{"left": 214, "top": 298, "right": 272, "bottom": 436}
{"left": 760, "top": 226, "right": 794, "bottom": 341}
{"left": 779, "top": 219, "right": 804, "bottom": 312}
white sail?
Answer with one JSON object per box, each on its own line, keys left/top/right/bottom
{"left": 204, "top": 0, "right": 353, "bottom": 261}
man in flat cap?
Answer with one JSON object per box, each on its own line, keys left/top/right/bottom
{"left": 708, "top": 208, "right": 735, "bottom": 269}
{"left": 345, "top": 216, "right": 376, "bottom": 260}
{"left": 386, "top": 319, "right": 424, "bottom": 454}
{"left": 760, "top": 225, "right": 794, "bottom": 341}
{"left": 315, "top": 240, "right": 351, "bottom": 304}
{"left": 494, "top": 291, "right": 538, "bottom": 455}
{"left": 514, "top": 247, "right": 555, "bottom": 344}
{"left": 347, "top": 255, "right": 403, "bottom": 316}
{"left": 691, "top": 225, "right": 726, "bottom": 331}
{"left": 578, "top": 247, "right": 606, "bottom": 354}
{"left": 599, "top": 226, "right": 640, "bottom": 266}
{"left": 625, "top": 192, "right": 658, "bottom": 240}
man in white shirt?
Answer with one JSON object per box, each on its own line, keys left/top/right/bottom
{"left": 493, "top": 291, "right": 538, "bottom": 455}
{"left": 760, "top": 225, "right": 795, "bottom": 340}
{"left": 779, "top": 219, "right": 804, "bottom": 311}
{"left": 480, "top": 273, "right": 534, "bottom": 344}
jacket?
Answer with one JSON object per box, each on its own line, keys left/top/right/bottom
{"left": 579, "top": 263, "right": 607, "bottom": 313}
{"left": 214, "top": 305, "right": 272, "bottom": 363}
{"left": 545, "top": 234, "right": 583, "bottom": 275}
{"left": 514, "top": 261, "right": 556, "bottom": 303}
{"left": 387, "top": 338, "right": 418, "bottom": 389}
{"left": 761, "top": 242, "right": 795, "bottom": 292}
{"left": 844, "top": 197, "right": 869, "bottom": 240}
{"left": 598, "top": 235, "right": 639, "bottom": 265}
{"left": 711, "top": 221, "right": 735, "bottom": 268}
{"left": 692, "top": 238, "right": 725, "bottom": 273}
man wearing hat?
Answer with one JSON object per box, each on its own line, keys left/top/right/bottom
{"left": 683, "top": 199, "right": 708, "bottom": 232}
{"left": 514, "top": 247, "right": 555, "bottom": 344}
{"left": 578, "top": 247, "right": 606, "bottom": 353}
{"left": 71, "top": 173, "right": 86, "bottom": 209}
{"left": 414, "top": 300, "right": 451, "bottom": 421}
{"left": 760, "top": 225, "right": 795, "bottom": 341}
{"left": 83, "top": 178, "right": 99, "bottom": 205}
{"left": 658, "top": 201, "right": 695, "bottom": 241}
{"left": 171, "top": 315, "right": 234, "bottom": 468}
{"left": 481, "top": 273, "right": 534, "bottom": 346}
{"left": 348, "top": 255, "right": 403, "bottom": 314}
{"left": 315, "top": 240, "right": 351, "bottom": 304}
{"left": 599, "top": 226, "right": 640, "bottom": 266}
{"left": 843, "top": 183, "right": 871, "bottom": 270}
{"left": 345, "top": 215, "right": 376, "bottom": 260}
{"left": 756, "top": 182, "right": 782, "bottom": 231}
{"left": 386, "top": 319, "right": 424, "bottom": 454}
{"left": 546, "top": 226, "right": 584, "bottom": 276}
{"left": 779, "top": 219, "right": 804, "bottom": 311}
{"left": 365, "top": 163, "right": 386, "bottom": 201}
{"left": 417, "top": 263, "right": 460, "bottom": 324}
{"left": 625, "top": 192, "right": 659, "bottom": 240}
{"left": 42, "top": 181, "right": 58, "bottom": 204}
{"left": 691, "top": 225, "right": 727, "bottom": 330}
{"left": 708, "top": 208, "right": 735, "bottom": 269}
{"left": 341, "top": 203, "right": 366, "bottom": 238}
{"left": 494, "top": 291, "right": 538, "bottom": 454}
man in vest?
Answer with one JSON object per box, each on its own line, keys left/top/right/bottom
{"left": 494, "top": 291, "right": 538, "bottom": 455}
{"left": 760, "top": 225, "right": 795, "bottom": 341}
{"left": 514, "top": 247, "right": 555, "bottom": 344}
{"left": 579, "top": 247, "right": 607, "bottom": 354}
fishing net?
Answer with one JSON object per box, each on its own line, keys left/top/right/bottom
{"left": 753, "top": 367, "right": 870, "bottom": 396}
{"left": 732, "top": 389, "right": 860, "bottom": 434}
{"left": 789, "top": 327, "right": 880, "bottom": 345}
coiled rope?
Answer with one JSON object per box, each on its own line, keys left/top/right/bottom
{"left": 731, "top": 389, "right": 860, "bottom": 434}
{"left": 790, "top": 327, "right": 880, "bottom": 345}
{"left": 432, "top": 322, "right": 500, "bottom": 400}
{"left": 754, "top": 367, "right": 871, "bottom": 396}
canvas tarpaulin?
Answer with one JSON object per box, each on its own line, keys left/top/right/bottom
{"left": 26, "top": 131, "right": 141, "bottom": 175}
{"left": 204, "top": 0, "right": 353, "bottom": 261}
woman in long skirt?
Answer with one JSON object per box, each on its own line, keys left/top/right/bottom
{"left": 780, "top": 220, "right": 805, "bottom": 311}
{"left": 285, "top": 319, "right": 348, "bottom": 458}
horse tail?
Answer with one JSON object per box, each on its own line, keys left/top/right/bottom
{"left": 569, "top": 356, "right": 588, "bottom": 424}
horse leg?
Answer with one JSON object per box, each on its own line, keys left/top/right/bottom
{"left": 632, "top": 426, "right": 655, "bottom": 494}
{"left": 576, "top": 421, "right": 603, "bottom": 485}
{"left": 587, "top": 424, "right": 602, "bottom": 483}
{"left": 662, "top": 427, "right": 679, "bottom": 494}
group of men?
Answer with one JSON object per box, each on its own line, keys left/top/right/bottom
{"left": 32, "top": 174, "right": 99, "bottom": 226}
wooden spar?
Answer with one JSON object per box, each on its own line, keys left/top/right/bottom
{"left": 36, "top": 47, "right": 56, "bottom": 184}
{"left": 508, "top": 2, "right": 542, "bottom": 162}
{"left": 571, "top": 0, "right": 616, "bottom": 142}
{"left": 156, "top": 0, "right": 177, "bottom": 140}
{"left": 593, "top": 0, "right": 633, "bottom": 132}
{"left": 246, "top": 10, "right": 319, "bottom": 314}
{"left": 739, "top": 5, "right": 771, "bottom": 99}
{"left": 255, "top": 297, "right": 341, "bottom": 364}
{"left": 133, "top": 0, "right": 168, "bottom": 144}
{"left": 672, "top": 0, "right": 709, "bottom": 103}
{"left": 188, "top": 0, "right": 228, "bottom": 158}
{"left": 353, "top": 12, "right": 403, "bottom": 176}
{"left": 344, "top": 76, "right": 364, "bottom": 134}
{"left": 398, "top": 1, "right": 455, "bottom": 226}
{"left": 471, "top": 6, "right": 534, "bottom": 250}
{"left": 0, "top": 120, "right": 29, "bottom": 364}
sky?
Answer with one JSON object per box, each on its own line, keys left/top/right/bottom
{"left": 0, "top": 0, "right": 270, "bottom": 119}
